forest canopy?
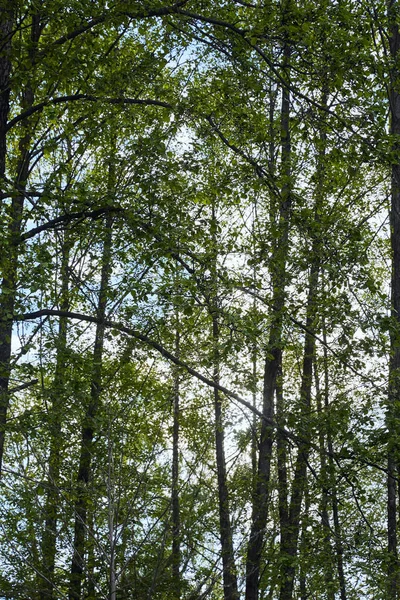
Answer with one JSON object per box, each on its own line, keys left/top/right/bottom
{"left": 0, "top": 1, "right": 399, "bottom": 599}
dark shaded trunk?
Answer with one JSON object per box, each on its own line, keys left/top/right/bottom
{"left": 68, "top": 214, "right": 113, "bottom": 600}
{"left": 322, "top": 328, "right": 347, "bottom": 600}
{"left": 245, "top": 36, "right": 291, "bottom": 600}
{"left": 87, "top": 505, "right": 96, "bottom": 600}
{"left": 251, "top": 348, "right": 258, "bottom": 488}
{"left": 279, "top": 175, "right": 321, "bottom": 599}
{"left": 171, "top": 320, "right": 181, "bottom": 599}
{"left": 314, "top": 360, "right": 335, "bottom": 600}
{"left": 0, "top": 185, "right": 25, "bottom": 472}
{"left": 278, "top": 263, "right": 316, "bottom": 600}
{"left": 276, "top": 364, "right": 288, "bottom": 582}
{"left": 0, "top": 2, "right": 13, "bottom": 188}
{"left": 39, "top": 235, "right": 70, "bottom": 598}
{"left": 278, "top": 78, "right": 329, "bottom": 598}
{"left": 251, "top": 249, "right": 258, "bottom": 489}
{"left": 210, "top": 205, "right": 239, "bottom": 600}
{"left": 108, "top": 437, "right": 116, "bottom": 600}
{"left": 0, "top": 11, "right": 41, "bottom": 473}
{"left": 298, "top": 480, "right": 310, "bottom": 600}
{"left": 388, "top": 3, "right": 400, "bottom": 596}
{"left": 213, "top": 312, "right": 239, "bottom": 600}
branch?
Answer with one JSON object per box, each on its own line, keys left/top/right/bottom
{"left": 176, "top": 9, "right": 377, "bottom": 148}
{"left": 16, "top": 308, "right": 266, "bottom": 422}
{"left": 20, "top": 206, "right": 122, "bottom": 243}
{"left": 9, "top": 379, "right": 39, "bottom": 394}
{"left": 40, "top": 0, "right": 191, "bottom": 54}
{"left": 206, "top": 115, "right": 280, "bottom": 196}
{"left": 12, "top": 309, "right": 390, "bottom": 478}
{"left": 240, "top": 285, "right": 384, "bottom": 392}
{"left": 7, "top": 95, "right": 173, "bottom": 131}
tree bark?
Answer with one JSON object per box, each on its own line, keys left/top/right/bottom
{"left": 213, "top": 312, "right": 239, "bottom": 600}
{"left": 314, "top": 359, "right": 335, "bottom": 600}
{"left": 0, "top": 12, "right": 41, "bottom": 473}
{"left": 171, "top": 317, "right": 181, "bottom": 599}
{"left": 210, "top": 205, "right": 239, "bottom": 600}
{"left": 278, "top": 261, "right": 317, "bottom": 600}
{"left": 388, "top": 3, "right": 400, "bottom": 596}
{"left": 68, "top": 213, "right": 113, "bottom": 600}
{"left": 0, "top": 2, "right": 13, "bottom": 190}
{"left": 298, "top": 479, "right": 310, "bottom": 600}
{"left": 245, "top": 34, "right": 291, "bottom": 600}
{"left": 322, "top": 327, "right": 347, "bottom": 600}
{"left": 108, "top": 435, "right": 116, "bottom": 600}
{"left": 39, "top": 233, "right": 71, "bottom": 599}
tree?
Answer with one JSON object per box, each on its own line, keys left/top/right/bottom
{"left": 0, "top": 1, "right": 398, "bottom": 599}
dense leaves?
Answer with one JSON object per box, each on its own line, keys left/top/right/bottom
{"left": 0, "top": 1, "right": 398, "bottom": 599}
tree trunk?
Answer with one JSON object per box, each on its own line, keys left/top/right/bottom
{"left": 213, "top": 312, "right": 239, "bottom": 600}
{"left": 108, "top": 434, "right": 116, "bottom": 600}
{"left": 322, "top": 327, "right": 347, "bottom": 600}
{"left": 314, "top": 359, "right": 335, "bottom": 600}
{"left": 278, "top": 262, "right": 317, "bottom": 600}
{"left": 0, "top": 11, "right": 41, "bottom": 473}
{"left": 39, "top": 234, "right": 71, "bottom": 598}
{"left": 171, "top": 318, "right": 181, "bottom": 599}
{"left": 0, "top": 2, "right": 13, "bottom": 190}
{"left": 210, "top": 205, "right": 239, "bottom": 600}
{"left": 245, "top": 35, "right": 291, "bottom": 600}
{"left": 388, "top": 3, "right": 400, "bottom": 596}
{"left": 68, "top": 213, "right": 113, "bottom": 600}
{"left": 298, "top": 479, "right": 310, "bottom": 600}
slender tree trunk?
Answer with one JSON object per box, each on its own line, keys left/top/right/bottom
{"left": 322, "top": 328, "right": 347, "bottom": 600}
{"left": 298, "top": 479, "right": 310, "bottom": 600}
{"left": 330, "top": 473, "right": 347, "bottom": 600}
{"left": 87, "top": 504, "right": 96, "bottom": 600}
{"left": 39, "top": 234, "right": 71, "bottom": 598}
{"left": 278, "top": 77, "right": 330, "bottom": 599}
{"left": 245, "top": 35, "right": 291, "bottom": 600}
{"left": 213, "top": 312, "right": 239, "bottom": 600}
{"left": 0, "top": 2, "right": 13, "bottom": 191}
{"left": 331, "top": 496, "right": 346, "bottom": 600}
{"left": 108, "top": 435, "right": 116, "bottom": 600}
{"left": 276, "top": 366, "right": 288, "bottom": 522}
{"left": 251, "top": 251, "right": 258, "bottom": 489}
{"left": 278, "top": 260, "right": 317, "bottom": 600}
{"left": 278, "top": 114, "right": 326, "bottom": 596}
{"left": 69, "top": 214, "right": 113, "bottom": 600}
{"left": 171, "top": 317, "right": 181, "bottom": 599}
{"left": 0, "top": 11, "right": 41, "bottom": 473}
{"left": 388, "top": 3, "right": 400, "bottom": 596}
{"left": 251, "top": 347, "right": 258, "bottom": 489}
{"left": 276, "top": 364, "right": 289, "bottom": 587}
{"left": 210, "top": 204, "right": 239, "bottom": 600}
{"left": 314, "top": 361, "right": 335, "bottom": 600}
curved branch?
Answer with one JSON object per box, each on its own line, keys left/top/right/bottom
{"left": 11, "top": 309, "right": 391, "bottom": 478}
{"left": 7, "top": 95, "right": 173, "bottom": 131}
{"left": 16, "top": 308, "right": 265, "bottom": 421}
{"left": 20, "top": 206, "right": 122, "bottom": 242}
{"left": 40, "top": 0, "right": 191, "bottom": 54}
